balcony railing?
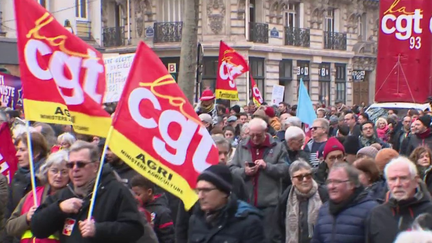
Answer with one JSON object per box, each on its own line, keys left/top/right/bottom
{"left": 284, "top": 27, "right": 310, "bottom": 47}
{"left": 76, "top": 20, "right": 92, "bottom": 41}
{"left": 323, "top": 31, "right": 347, "bottom": 50}
{"left": 102, "top": 26, "right": 126, "bottom": 47}
{"left": 0, "top": 11, "right": 4, "bottom": 34}
{"left": 249, "top": 22, "right": 269, "bottom": 43}
{"left": 154, "top": 22, "right": 183, "bottom": 43}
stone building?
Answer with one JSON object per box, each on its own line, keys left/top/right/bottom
{"left": 102, "top": 0, "right": 379, "bottom": 106}
{"left": 0, "top": 0, "right": 379, "bottom": 106}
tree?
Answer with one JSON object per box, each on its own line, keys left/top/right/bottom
{"left": 177, "top": 0, "right": 199, "bottom": 104}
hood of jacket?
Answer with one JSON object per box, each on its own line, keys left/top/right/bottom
{"left": 388, "top": 187, "right": 431, "bottom": 209}
{"left": 145, "top": 193, "right": 169, "bottom": 208}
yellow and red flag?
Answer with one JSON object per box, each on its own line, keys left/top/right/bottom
{"left": 14, "top": 0, "right": 111, "bottom": 137}
{"left": 215, "top": 41, "right": 249, "bottom": 100}
{"left": 250, "top": 75, "right": 263, "bottom": 107}
{"left": 108, "top": 41, "right": 219, "bottom": 210}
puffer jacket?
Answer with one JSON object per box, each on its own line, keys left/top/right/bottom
{"left": 188, "top": 195, "right": 265, "bottom": 243}
{"left": 366, "top": 189, "right": 432, "bottom": 243}
{"left": 311, "top": 189, "right": 378, "bottom": 243}
{"left": 229, "top": 135, "right": 289, "bottom": 208}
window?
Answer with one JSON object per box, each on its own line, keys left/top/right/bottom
{"left": 75, "top": 0, "right": 87, "bottom": 19}
{"left": 160, "top": 57, "right": 180, "bottom": 82}
{"left": 279, "top": 59, "right": 293, "bottom": 85}
{"left": 318, "top": 63, "right": 331, "bottom": 106}
{"left": 201, "top": 57, "right": 218, "bottom": 93}
{"left": 283, "top": 4, "right": 299, "bottom": 28}
{"left": 37, "top": 0, "right": 48, "bottom": 8}
{"left": 325, "top": 9, "right": 335, "bottom": 33}
{"left": 297, "top": 60, "right": 310, "bottom": 91}
{"left": 335, "top": 63, "right": 346, "bottom": 104}
{"left": 250, "top": 57, "right": 265, "bottom": 101}
{"left": 159, "top": 0, "right": 185, "bottom": 22}
{"left": 358, "top": 13, "right": 367, "bottom": 40}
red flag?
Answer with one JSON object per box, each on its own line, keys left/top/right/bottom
{"left": 108, "top": 41, "right": 219, "bottom": 210}
{"left": 0, "top": 123, "right": 18, "bottom": 183}
{"left": 375, "top": 0, "right": 432, "bottom": 103}
{"left": 14, "top": 0, "right": 111, "bottom": 137}
{"left": 215, "top": 41, "right": 249, "bottom": 100}
{"left": 250, "top": 75, "right": 263, "bottom": 107}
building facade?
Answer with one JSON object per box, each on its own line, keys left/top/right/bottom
{"left": 0, "top": 0, "right": 379, "bottom": 106}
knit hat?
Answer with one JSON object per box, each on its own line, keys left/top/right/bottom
{"left": 200, "top": 89, "right": 215, "bottom": 101}
{"left": 343, "top": 136, "right": 361, "bottom": 155}
{"left": 323, "top": 137, "right": 345, "bottom": 159}
{"left": 264, "top": 106, "right": 276, "bottom": 118}
{"left": 197, "top": 165, "right": 233, "bottom": 195}
{"left": 375, "top": 148, "right": 399, "bottom": 172}
{"left": 230, "top": 105, "right": 241, "bottom": 114}
{"left": 356, "top": 146, "right": 379, "bottom": 159}
{"left": 418, "top": 115, "right": 432, "bottom": 128}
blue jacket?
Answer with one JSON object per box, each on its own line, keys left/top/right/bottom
{"left": 188, "top": 196, "right": 265, "bottom": 243}
{"left": 311, "top": 191, "right": 378, "bottom": 243}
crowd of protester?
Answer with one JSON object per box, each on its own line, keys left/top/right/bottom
{"left": 0, "top": 89, "right": 431, "bottom": 242}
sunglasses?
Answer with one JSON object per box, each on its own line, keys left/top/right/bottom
{"left": 66, "top": 161, "right": 92, "bottom": 169}
{"left": 311, "top": 127, "right": 322, "bottom": 131}
{"left": 292, "top": 173, "right": 312, "bottom": 181}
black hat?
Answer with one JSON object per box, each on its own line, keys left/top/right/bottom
{"left": 343, "top": 136, "right": 361, "bottom": 155}
{"left": 197, "top": 165, "right": 233, "bottom": 195}
{"left": 418, "top": 115, "right": 432, "bottom": 128}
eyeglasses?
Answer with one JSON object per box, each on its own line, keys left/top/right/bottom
{"left": 362, "top": 127, "right": 373, "bottom": 131}
{"left": 49, "top": 168, "right": 69, "bottom": 176}
{"left": 325, "top": 179, "right": 350, "bottom": 185}
{"left": 195, "top": 187, "right": 218, "bottom": 194}
{"left": 249, "top": 133, "right": 264, "bottom": 138}
{"left": 327, "top": 154, "right": 344, "bottom": 161}
{"left": 292, "top": 173, "right": 312, "bottom": 181}
{"left": 66, "top": 161, "right": 92, "bottom": 169}
{"left": 311, "top": 127, "right": 322, "bottom": 131}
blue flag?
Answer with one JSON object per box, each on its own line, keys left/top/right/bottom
{"left": 297, "top": 78, "right": 316, "bottom": 126}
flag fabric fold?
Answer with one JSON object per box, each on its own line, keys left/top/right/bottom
{"left": 250, "top": 75, "right": 263, "bottom": 107}
{"left": 108, "top": 41, "right": 220, "bottom": 210}
{"left": 14, "top": 0, "right": 111, "bottom": 137}
{"left": 296, "top": 78, "right": 316, "bottom": 126}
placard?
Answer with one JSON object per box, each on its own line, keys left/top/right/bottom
{"left": 104, "top": 54, "right": 136, "bottom": 103}
{"left": 271, "top": 84, "right": 285, "bottom": 105}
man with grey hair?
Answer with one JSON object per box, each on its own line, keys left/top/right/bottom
{"left": 31, "top": 141, "right": 144, "bottom": 243}
{"left": 312, "top": 162, "right": 378, "bottom": 243}
{"left": 366, "top": 156, "right": 432, "bottom": 243}
{"left": 230, "top": 118, "right": 289, "bottom": 242}
{"left": 304, "top": 118, "right": 329, "bottom": 167}
{"left": 276, "top": 116, "right": 302, "bottom": 142}
{"left": 284, "top": 126, "right": 310, "bottom": 164}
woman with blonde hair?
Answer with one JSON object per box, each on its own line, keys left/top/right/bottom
{"left": 6, "top": 150, "right": 70, "bottom": 243}
{"left": 375, "top": 117, "right": 389, "bottom": 142}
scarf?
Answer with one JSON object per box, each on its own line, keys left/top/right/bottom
{"left": 359, "top": 135, "right": 379, "bottom": 147}
{"left": 18, "top": 157, "right": 44, "bottom": 181}
{"left": 200, "top": 103, "right": 215, "bottom": 114}
{"left": 285, "top": 180, "right": 322, "bottom": 243}
{"left": 417, "top": 128, "right": 431, "bottom": 140}
{"left": 74, "top": 177, "right": 96, "bottom": 198}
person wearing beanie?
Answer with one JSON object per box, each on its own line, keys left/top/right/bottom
{"left": 230, "top": 105, "right": 241, "bottom": 115}
{"left": 188, "top": 165, "right": 265, "bottom": 243}
{"left": 265, "top": 106, "right": 282, "bottom": 131}
{"left": 357, "top": 146, "right": 379, "bottom": 160}
{"left": 314, "top": 137, "right": 345, "bottom": 185}
{"left": 406, "top": 115, "right": 432, "bottom": 156}
{"left": 359, "top": 121, "right": 391, "bottom": 149}
{"left": 343, "top": 136, "right": 361, "bottom": 163}
{"left": 195, "top": 88, "right": 218, "bottom": 125}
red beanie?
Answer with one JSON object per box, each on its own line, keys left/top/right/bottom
{"left": 323, "top": 137, "right": 345, "bottom": 159}
{"left": 264, "top": 106, "right": 275, "bottom": 118}
{"left": 200, "top": 89, "right": 215, "bottom": 101}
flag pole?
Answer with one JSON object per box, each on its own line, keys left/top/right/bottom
{"left": 246, "top": 71, "right": 250, "bottom": 105}
{"left": 25, "top": 121, "right": 38, "bottom": 206}
{"left": 87, "top": 126, "right": 114, "bottom": 220}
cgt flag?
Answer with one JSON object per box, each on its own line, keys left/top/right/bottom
{"left": 14, "top": 0, "right": 111, "bottom": 137}
{"left": 0, "top": 123, "right": 18, "bottom": 183}
{"left": 250, "top": 75, "right": 263, "bottom": 107}
{"left": 108, "top": 41, "right": 220, "bottom": 210}
{"left": 215, "top": 41, "right": 249, "bottom": 100}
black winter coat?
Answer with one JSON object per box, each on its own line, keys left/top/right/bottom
{"left": 175, "top": 170, "right": 248, "bottom": 243}
{"left": 30, "top": 168, "right": 144, "bottom": 243}
{"left": 366, "top": 190, "right": 432, "bottom": 243}
{"left": 271, "top": 184, "right": 329, "bottom": 243}
{"left": 145, "top": 194, "right": 175, "bottom": 243}
{"left": 406, "top": 131, "right": 432, "bottom": 156}
{"left": 188, "top": 195, "right": 265, "bottom": 243}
